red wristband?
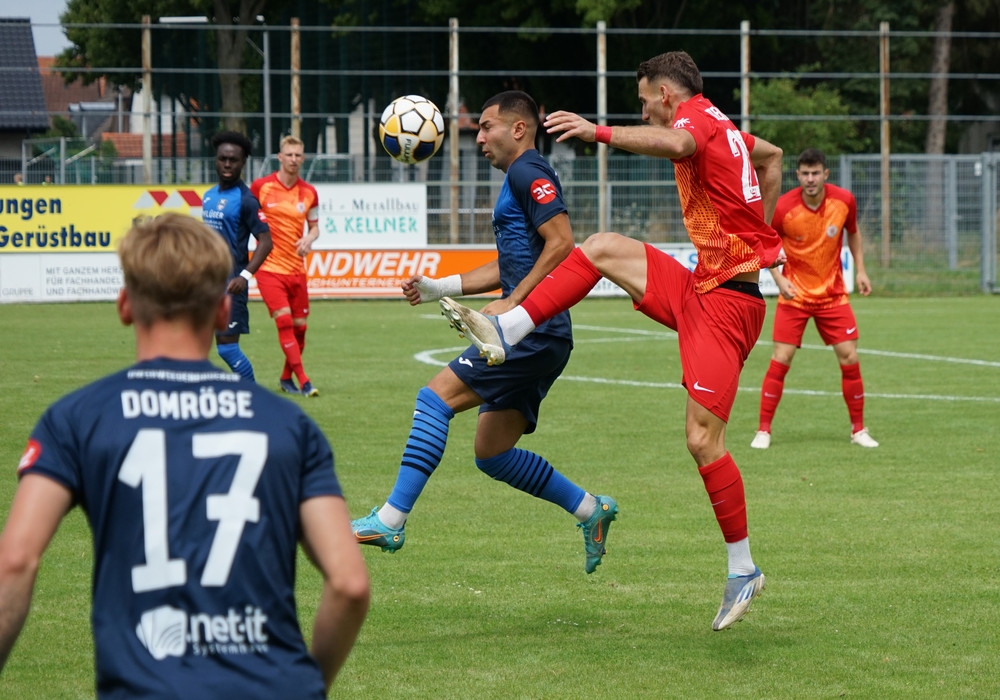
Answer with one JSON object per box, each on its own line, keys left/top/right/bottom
{"left": 595, "top": 125, "right": 612, "bottom": 144}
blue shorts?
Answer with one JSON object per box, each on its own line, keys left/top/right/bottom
{"left": 448, "top": 332, "right": 572, "bottom": 434}
{"left": 221, "top": 289, "right": 250, "bottom": 336}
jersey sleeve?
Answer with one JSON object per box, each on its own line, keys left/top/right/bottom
{"left": 303, "top": 182, "right": 320, "bottom": 223}
{"left": 507, "top": 158, "right": 567, "bottom": 230}
{"left": 18, "top": 404, "right": 82, "bottom": 499}
{"left": 298, "top": 413, "right": 341, "bottom": 501}
{"left": 843, "top": 190, "right": 858, "bottom": 235}
{"left": 242, "top": 190, "right": 270, "bottom": 239}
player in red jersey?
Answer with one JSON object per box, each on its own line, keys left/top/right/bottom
{"left": 751, "top": 148, "right": 878, "bottom": 450}
{"left": 438, "top": 51, "right": 783, "bottom": 630}
{"left": 251, "top": 135, "right": 321, "bottom": 397}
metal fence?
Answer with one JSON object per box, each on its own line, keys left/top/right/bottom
{"left": 5, "top": 148, "right": 998, "bottom": 294}
{"left": 7, "top": 20, "right": 1000, "bottom": 294}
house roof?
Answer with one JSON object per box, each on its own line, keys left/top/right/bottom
{"left": 101, "top": 132, "right": 188, "bottom": 158}
{"left": 0, "top": 18, "right": 50, "bottom": 131}
{"left": 39, "top": 56, "right": 114, "bottom": 114}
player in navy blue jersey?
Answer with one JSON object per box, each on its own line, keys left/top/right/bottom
{"left": 350, "top": 90, "right": 618, "bottom": 573}
{"left": 202, "top": 131, "right": 273, "bottom": 382}
{"left": 0, "top": 213, "right": 369, "bottom": 697}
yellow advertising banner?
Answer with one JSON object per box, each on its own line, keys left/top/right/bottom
{"left": 0, "top": 185, "right": 209, "bottom": 253}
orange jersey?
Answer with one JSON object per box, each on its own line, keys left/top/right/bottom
{"left": 772, "top": 183, "right": 857, "bottom": 308}
{"left": 670, "top": 95, "right": 782, "bottom": 293}
{"left": 251, "top": 173, "right": 320, "bottom": 275}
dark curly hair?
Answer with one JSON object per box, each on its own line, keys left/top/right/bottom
{"left": 211, "top": 131, "right": 253, "bottom": 159}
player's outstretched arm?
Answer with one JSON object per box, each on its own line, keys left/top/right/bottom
{"left": 544, "top": 110, "right": 695, "bottom": 160}
{"left": 750, "top": 136, "right": 783, "bottom": 225}
{"left": 300, "top": 496, "right": 370, "bottom": 691}
{"left": 0, "top": 475, "right": 72, "bottom": 673}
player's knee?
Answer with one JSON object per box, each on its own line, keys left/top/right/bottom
{"left": 580, "top": 231, "right": 624, "bottom": 264}
{"left": 275, "top": 314, "right": 294, "bottom": 331}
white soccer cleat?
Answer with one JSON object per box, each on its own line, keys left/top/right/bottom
{"left": 750, "top": 431, "right": 771, "bottom": 449}
{"left": 439, "top": 297, "right": 509, "bottom": 366}
{"left": 850, "top": 428, "right": 879, "bottom": 448}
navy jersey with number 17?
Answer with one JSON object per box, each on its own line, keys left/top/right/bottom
{"left": 18, "top": 358, "right": 341, "bottom": 699}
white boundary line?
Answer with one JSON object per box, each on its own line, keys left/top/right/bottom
{"left": 414, "top": 320, "right": 1000, "bottom": 403}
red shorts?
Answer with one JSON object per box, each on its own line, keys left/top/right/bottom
{"left": 773, "top": 301, "right": 858, "bottom": 346}
{"left": 256, "top": 269, "right": 310, "bottom": 318}
{"left": 635, "top": 244, "right": 766, "bottom": 422}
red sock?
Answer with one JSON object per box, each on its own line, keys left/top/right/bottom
{"left": 758, "top": 360, "right": 790, "bottom": 432}
{"left": 275, "top": 315, "right": 308, "bottom": 385}
{"left": 521, "top": 247, "right": 603, "bottom": 325}
{"left": 698, "top": 452, "right": 748, "bottom": 543}
{"left": 841, "top": 362, "right": 865, "bottom": 433}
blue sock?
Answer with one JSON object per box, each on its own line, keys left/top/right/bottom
{"left": 217, "top": 342, "right": 255, "bottom": 382}
{"left": 476, "top": 448, "right": 585, "bottom": 513}
{"left": 385, "top": 387, "right": 454, "bottom": 513}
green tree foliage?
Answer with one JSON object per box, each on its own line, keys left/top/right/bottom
{"left": 741, "top": 77, "right": 862, "bottom": 155}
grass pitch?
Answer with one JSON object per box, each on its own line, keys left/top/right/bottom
{"left": 1, "top": 294, "right": 998, "bottom": 698}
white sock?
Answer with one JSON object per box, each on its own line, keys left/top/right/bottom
{"left": 573, "top": 493, "right": 598, "bottom": 523}
{"left": 497, "top": 306, "right": 536, "bottom": 345}
{"left": 725, "top": 538, "right": 756, "bottom": 576}
{"left": 378, "top": 502, "right": 407, "bottom": 530}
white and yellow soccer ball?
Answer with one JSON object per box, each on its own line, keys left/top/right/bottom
{"left": 378, "top": 95, "right": 445, "bottom": 164}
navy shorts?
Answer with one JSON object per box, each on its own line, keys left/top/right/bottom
{"left": 221, "top": 289, "right": 250, "bottom": 336}
{"left": 449, "top": 331, "right": 572, "bottom": 434}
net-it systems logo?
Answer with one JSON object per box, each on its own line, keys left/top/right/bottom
{"left": 136, "top": 605, "right": 270, "bottom": 660}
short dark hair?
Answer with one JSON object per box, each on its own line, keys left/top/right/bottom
{"left": 797, "top": 148, "right": 827, "bottom": 169}
{"left": 212, "top": 131, "right": 253, "bottom": 159}
{"left": 636, "top": 51, "right": 703, "bottom": 96}
{"left": 481, "top": 90, "right": 540, "bottom": 129}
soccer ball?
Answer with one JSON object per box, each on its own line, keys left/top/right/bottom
{"left": 378, "top": 95, "right": 445, "bottom": 164}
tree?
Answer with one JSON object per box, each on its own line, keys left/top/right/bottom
{"left": 741, "top": 76, "right": 862, "bottom": 155}
{"left": 58, "top": 0, "right": 281, "bottom": 136}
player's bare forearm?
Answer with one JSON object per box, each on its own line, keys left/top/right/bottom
{"left": 544, "top": 111, "right": 695, "bottom": 159}
{"left": 847, "top": 232, "right": 872, "bottom": 295}
{"left": 750, "top": 137, "right": 783, "bottom": 224}
{"left": 0, "top": 476, "right": 71, "bottom": 673}
{"left": 296, "top": 223, "right": 319, "bottom": 256}
{"left": 453, "top": 259, "right": 501, "bottom": 297}
{"left": 311, "top": 581, "right": 370, "bottom": 690}
{"left": 300, "top": 497, "right": 370, "bottom": 690}
{"left": 0, "top": 574, "right": 33, "bottom": 672}
{"left": 246, "top": 232, "right": 273, "bottom": 274}
{"left": 484, "top": 213, "right": 574, "bottom": 315}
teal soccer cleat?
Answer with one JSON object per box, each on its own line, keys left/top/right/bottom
{"left": 351, "top": 507, "right": 405, "bottom": 553}
{"left": 578, "top": 495, "right": 618, "bottom": 574}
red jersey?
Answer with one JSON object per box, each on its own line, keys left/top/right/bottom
{"left": 772, "top": 183, "right": 856, "bottom": 309}
{"left": 670, "top": 95, "right": 782, "bottom": 293}
{"left": 251, "top": 173, "right": 320, "bottom": 275}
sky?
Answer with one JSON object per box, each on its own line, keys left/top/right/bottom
{"left": 0, "top": 0, "right": 72, "bottom": 57}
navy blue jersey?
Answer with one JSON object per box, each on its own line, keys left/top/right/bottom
{"left": 202, "top": 181, "right": 269, "bottom": 275}
{"left": 494, "top": 151, "right": 572, "bottom": 341}
{"left": 19, "top": 358, "right": 340, "bottom": 699}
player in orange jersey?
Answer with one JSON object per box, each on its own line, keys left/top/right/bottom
{"left": 251, "top": 135, "right": 321, "bottom": 397}
{"left": 751, "top": 148, "right": 878, "bottom": 450}
{"left": 437, "top": 51, "right": 783, "bottom": 630}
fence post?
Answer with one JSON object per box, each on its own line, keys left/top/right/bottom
{"left": 597, "top": 21, "right": 608, "bottom": 233}
{"left": 982, "top": 153, "right": 998, "bottom": 292}
{"left": 142, "top": 15, "right": 152, "bottom": 185}
{"left": 740, "top": 20, "right": 750, "bottom": 133}
{"left": 449, "top": 18, "right": 460, "bottom": 245}
{"left": 291, "top": 18, "right": 301, "bottom": 139}
{"left": 879, "top": 21, "right": 891, "bottom": 267}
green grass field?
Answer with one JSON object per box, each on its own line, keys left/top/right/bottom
{"left": 1, "top": 295, "right": 998, "bottom": 698}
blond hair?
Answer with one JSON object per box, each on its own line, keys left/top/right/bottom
{"left": 118, "top": 213, "right": 232, "bottom": 328}
{"left": 279, "top": 134, "right": 304, "bottom": 151}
